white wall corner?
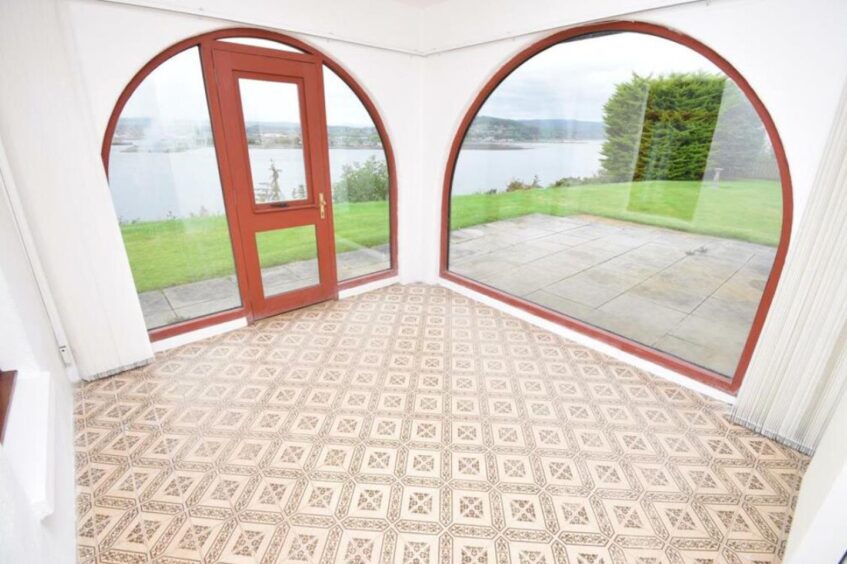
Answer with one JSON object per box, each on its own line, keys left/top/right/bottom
{"left": 3, "top": 371, "right": 56, "bottom": 520}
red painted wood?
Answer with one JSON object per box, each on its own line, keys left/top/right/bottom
{"left": 439, "top": 21, "right": 793, "bottom": 395}
{"left": 101, "top": 28, "right": 398, "bottom": 338}
{"left": 210, "top": 45, "right": 338, "bottom": 320}
{"left": 0, "top": 369, "right": 17, "bottom": 444}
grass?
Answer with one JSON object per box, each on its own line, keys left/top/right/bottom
{"left": 450, "top": 179, "right": 782, "bottom": 246}
{"left": 122, "top": 180, "right": 781, "bottom": 292}
{"left": 121, "top": 200, "right": 389, "bottom": 292}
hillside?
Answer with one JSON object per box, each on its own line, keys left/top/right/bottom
{"left": 465, "top": 115, "right": 605, "bottom": 143}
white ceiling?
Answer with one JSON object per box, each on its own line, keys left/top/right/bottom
{"left": 98, "top": 0, "right": 704, "bottom": 54}
{"left": 389, "top": 0, "right": 450, "bottom": 8}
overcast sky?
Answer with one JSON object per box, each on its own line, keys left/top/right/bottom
{"left": 122, "top": 46, "right": 375, "bottom": 127}
{"left": 122, "top": 32, "right": 723, "bottom": 127}
{"left": 478, "top": 32, "right": 724, "bottom": 122}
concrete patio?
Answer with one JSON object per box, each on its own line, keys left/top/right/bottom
{"left": 449, "top": 213, "right": 776, "bottom": 376}
{"left": 138, "top": 244, "right": 390, "bottom": 329}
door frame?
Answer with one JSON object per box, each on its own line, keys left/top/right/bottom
{"left": 206, "top": 42, "right": 338, "bottom": 320}
{"left": 101, "top": 28, "right": 398, "bottom": 341}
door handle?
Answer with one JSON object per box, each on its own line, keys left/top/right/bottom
{"left": 319, "top": 193, "right": 326, "bottom": 220}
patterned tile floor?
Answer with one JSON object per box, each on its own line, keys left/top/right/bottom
{"left": 75, "top": 284, "right": 807, "bottom": 564}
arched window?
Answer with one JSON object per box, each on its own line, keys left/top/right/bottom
{"left": 441, "top": 22, "right": 791, "bottom": 392}
{"left": 103, "top": 29, "right": 396, "bottom": 338}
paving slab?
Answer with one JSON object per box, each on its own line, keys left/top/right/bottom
{"left": 144, "top": 308, "right": 181, "bottom": 330}
{"left": 596, "top": 293, "right": 688, "bottom": 346}
{"left": 138, "top": 246, "right": 391, "bottom": 329}
{"left": 627, "top": 275, "right": 716, "bottom": 314}
{"left": 692, "top": 295, "right": 757, "bottom": 328}
{"left": 173, "top": 295, "right": 241, "bottom": 319}
{"left": 163, "top": 276, "right": 239, "bottom": 309}
{"left": 138, "top": 290, "right": 172, "bottom": 314}
{"left": 525, "top": 290, "right": 598, "bottom": 320}
{"left": 544, "top": 267, "right": 643, "bottom": 308}
{"left": 451, "top": 254, "right": 525, "bottom": 280}
{"left": 487, "top": 239, "right": 568, "bottom": 264}
{"left": 340, "top": 261, "right": 389, "bottom": 280}
{"left": 480, "top": 262, "right": 574, "bottom": 297}
{"left": 659, "top": 314, "right": 750, "bottom": 376}
{"left": 447, "top": 213, "right": 777, "bottom": 377}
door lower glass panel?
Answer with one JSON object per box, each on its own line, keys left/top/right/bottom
{"left": 256, "top": 226, "right": 320, "bottom": 297}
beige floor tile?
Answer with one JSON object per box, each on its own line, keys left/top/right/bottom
{"left": 75, "top": 284, "right": 805, "bottom": 563}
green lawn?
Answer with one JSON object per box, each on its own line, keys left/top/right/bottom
{"left": 122, "top": 180, "right": 781, "bottom": 292}
{"left": 450, "top": 179, "right": 782, "bottom": 246}
{"left": 121, "top": 200, "right": 389, "bottom": 292}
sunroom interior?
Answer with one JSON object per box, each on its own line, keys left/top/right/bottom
{"left": 1, "top": 0, "right": 846, "bottom": 563}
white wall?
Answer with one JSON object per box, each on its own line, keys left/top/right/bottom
{"left": 0, "top": 140, "right": 76, "bottom": 564}
{"left": 784, "top": 388, "right": 847, "bottom": 563}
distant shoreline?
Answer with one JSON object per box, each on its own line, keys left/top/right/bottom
{"left": 116, "top": 143, "right": 384, "bottom": 153}
{"left": 462, "top": 139, "right": 605, "bottom": 151}
{"left": 462, "top": 143, "right": 526, "bottom": 150}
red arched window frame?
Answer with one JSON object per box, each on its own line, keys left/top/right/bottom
{"left": 102, "top": 28, "right": 398, "bottom": 341}
{"left": 439, "top": 21, "right": 792, "bottom": 394}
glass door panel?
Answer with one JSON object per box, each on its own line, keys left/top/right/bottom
{"left": 256, "top": 226, "right": 319, "bottom": 297}
{"left": 238, "top": 78, "right": 309, "bottom": 206}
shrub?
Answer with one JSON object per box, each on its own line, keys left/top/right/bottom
{"left": 505, "top": 175, "right": 541, "bottom": 192}
{"left": 505, "top": 178, "right": 529, "bottom": 192}
{"left": 333, "top": 156, "right": 389, "bottom": 203}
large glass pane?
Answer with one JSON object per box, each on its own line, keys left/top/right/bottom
{"left": 107, "top": 47, "right": 240, "bottom": 330}
{"left": 239, "top": 78, "right": 309, "bottom": 205}
{"left": 324, "top": 67, "right": 391, "bottom": 281}
{"left": 256, "top": 226, "right": 319, "bottom": 296}
{"left": 447, "top": 32, "right": 783, "bottom": 378}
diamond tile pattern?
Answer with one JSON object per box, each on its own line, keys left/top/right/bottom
{"left": 75, "top": 284, "right": 807, "bottom": 563}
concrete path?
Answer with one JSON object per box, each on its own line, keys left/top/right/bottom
{"left": 450, "top": 213, "right": 776, "bottom": 377}
{"left": 139, "top": 244, "right": 389, "bottom": 330}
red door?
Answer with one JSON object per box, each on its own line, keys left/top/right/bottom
{"left": 209, "top": 43, "right": 337, "bottom": 320}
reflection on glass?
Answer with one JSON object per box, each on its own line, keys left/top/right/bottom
{"left": 219, "top": 37, "right": 305, "bottom": 53}
{"left": 238, "top": 78, "right": 309, "bottom": 205}
{"left": 324, "top": 67, "right": 391, "bottom": 281}
{"left": 107, "top": 47, "right": 241, "bottom": 330}
{"left": 447, "top": 32, "right": 783, "bottom": 377}
{"left": 256, "top": 226, "right": 320, "bottom": 296}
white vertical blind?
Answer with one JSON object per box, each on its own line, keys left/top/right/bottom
{"left": 732, "top": 82, "right": 847, "bottom": 454}
{"left": 0, "top": 0, "right": 153, "bottom": 380}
